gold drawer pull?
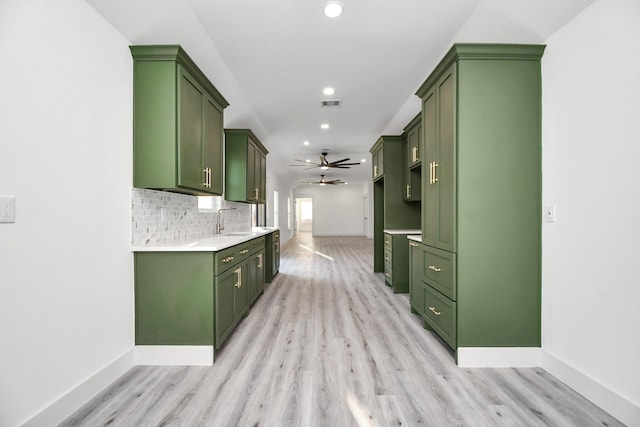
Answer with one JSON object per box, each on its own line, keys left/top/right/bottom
{"left": 222, "top": 256, "right": 234, "bottom": 263}
{"left": 429, "top": 306, "right": 441, "bottom": 316}
{"left": 239, "top": 249, "right": 249, "bottom": 254}
{"left": 385, "top": 273, "right": 391, "bottom": 278}
{"left": 409, "top": 242, "right": 418, "bottom": 247}
{"left": 428, "top": 265, "right": 441, "bottom": 272}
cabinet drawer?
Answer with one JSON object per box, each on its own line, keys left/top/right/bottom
{"left": 234, "top": 242, "right": 251, "bottom": 263}
{"left": 384, "top": 264, "right": 392, "bottom": 285}
{"left": 423, "top": 284, "right": 456, "bottom": 350}
{"left": 215, "top": 246, "right": 237, "bottom": 274}
{"left": 250, "top": 236, "right": 265, "bottom": 253}
{"left": 384, "top": 248, "right": 392, "bottom": 265}
{"left": 384, "top": 234, "right": 392, "bottom": 248}
{"left": 422, "top": 245, "right": 456, "bottom": 300}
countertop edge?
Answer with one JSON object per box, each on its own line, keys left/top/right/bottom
{"left": 131, "top": 228, "right": 279, "bottom": 252}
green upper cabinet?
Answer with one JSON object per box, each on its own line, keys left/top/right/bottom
{"left": 224, "top": 129, "right": 268, "bottom": 204}
{"left": 403, "top": 113, "right": 422, "bottom": 202}
{"left": 416, "top": 43, "right": 545, "bottom": 350}
{"left": 370, "top": 142, "right": 384, "bottom": 181}
{"left": 130, "top": 45, "right": 229, "bottom": 195}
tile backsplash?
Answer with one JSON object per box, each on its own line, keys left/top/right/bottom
{"left": 131, "top": 188, "right": 251, "bottom": 246}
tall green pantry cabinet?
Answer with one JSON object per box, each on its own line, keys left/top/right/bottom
{"left": 415, "top": 44, "right": 545, "bottom": 361}
{"left": 130, "top": 45, "right": 229, "bottom": 195}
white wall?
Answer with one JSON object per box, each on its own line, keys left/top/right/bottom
{"left": 294, "top": 184, "right": 367, "bottom": 236}
{"left": 541, "top": 0, "right": 640, "bottom": 423}
{"left": 265, "top": 170, "right": 294, "bottom": 244}
{"left": 0, "top": 0, "right": 134, "bottom": 425}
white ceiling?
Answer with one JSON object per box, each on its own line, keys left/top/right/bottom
{"left": 86, "top": 0, "right": 594, "bottom": 186}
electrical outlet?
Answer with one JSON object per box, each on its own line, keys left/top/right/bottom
{"left": 0, "top": 195, "right": 16, "bottom": 223}
{"left": 543, "top": 205, "right": 556, "bottom": 223}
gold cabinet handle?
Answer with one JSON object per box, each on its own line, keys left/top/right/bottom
{"left": 257, "top": 253, "right": 263, "bottom": 268}
{"left": 409, "top": 242, "right": 418, "bottom": 247}
{"left": 385, "top": 272, "right": 391, "bottom": 278}
{"left": 234, "top": 267, "right": 242, "bottom": 288}
{"left": 374, "top": 165, "right": 378, "bottom": 177}
{"left": 406, "top": 184, "right": 411, "bottom": 198}
{"left": 429, "top": 162, "right": 433, "bottom": 184}
{"left": 412, "top": 146, "right": 418, "bottom": 162}
{"left": 203, "top": 168, "right": 208, "bottom": 187}
{"left": 428, "top": 306, "right": 441, "bottom": 316}
{"left": 428, "top": 265, "right": 441, "bottom": 272}
{"left": 254, "top": 188, "right": 259, "bottom": 200}
{"left": 222, "top": 256, "right": 234, "bottom": 263}
{"left": 433, "top": 162, "right": 438, "bottom": 183}
{"left": 239, "top": 249, "right": 249, "bottom": 255}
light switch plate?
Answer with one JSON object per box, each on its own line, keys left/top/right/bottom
{"left": 0, "top": 195, "right": 16, "bottom": 223}
{"left": 543, "top": 205, "right": 556, "bottom": 223}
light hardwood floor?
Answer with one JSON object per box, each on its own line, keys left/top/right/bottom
{"left": 61, "top": 233, "right": 622, "bottom": 426}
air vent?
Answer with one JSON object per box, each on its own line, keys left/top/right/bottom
{"left": 321, "top": 99, "right": 341, "bottom": 108}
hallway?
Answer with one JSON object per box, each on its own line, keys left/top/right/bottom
{"left": 61, "top": 234, "right": 621, "bottom": 426}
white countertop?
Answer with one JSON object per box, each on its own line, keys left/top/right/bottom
{"left": 131, "top": 227, "right": 279, "bottom": 252}
{"left": 407, "top": 235, "right": 422, "bottom": 242}
{"left": 383, "top": 229, "right": 421, "bottom": 235}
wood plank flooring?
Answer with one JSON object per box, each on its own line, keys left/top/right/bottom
{"left": 61, "top": 233, "right": 623, "bottom": 426}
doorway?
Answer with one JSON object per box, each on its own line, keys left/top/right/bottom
{"left": 295, "top": 197, "right": 313, "bottom": 236}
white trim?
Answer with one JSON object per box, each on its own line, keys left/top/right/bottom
{"left": 542, "top": 351, "right": 640, "bottom": 427}
{"left": 22, "top": 349, "right": 134, "bottom": 427}
{"left": 134, "top": 345, "right": 214, "bottom": 366}
{"left": 456, "top": 347, "right": 542, "bottom": 368}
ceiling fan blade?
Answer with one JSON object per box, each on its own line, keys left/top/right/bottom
{"left": 330, "top": 158, "right": 351, "bottom": 164}
{"left": 336, "top": 162, "right": 360, "bottom": 166}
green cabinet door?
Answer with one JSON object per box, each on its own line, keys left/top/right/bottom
{"left": 371, "top": 144, "right": 384, "bottom": 181}
{"left": 178, "top": 69, "right": 206, "bottom": 191}
{"left": 214, "top": 266, "right": 236, "bottom": 348}
{"left": 249, "top": 249, "right": 266, "bottom": 305}
{"left": 403, "top": 114, "right": 422, "bottom": 202}
{"left": 422, "top": 65, "right": 456, "bottom": 252}
{"left": 259, "top": 151, "right": 267, "bottom": 203}
{"left": 409, "top": 241, "right": 423, "bottom": 314}
{"left": 234, "top": 261, "right": 249, "bottom": 320}
{"left": 204, "top": 97, "right": 224, "bottom": 194}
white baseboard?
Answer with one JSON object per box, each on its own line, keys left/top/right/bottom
{"left": 134, "top": 345, "right": 214, "bottom": 366}
{"left": 22, "top": 349, "right": 134, "bottom": 427}
{"left": 456, "top": 347, "right": 542, "bottom": 367}
{"left": 542, "top": 351, "right": 640, "bottom": 427}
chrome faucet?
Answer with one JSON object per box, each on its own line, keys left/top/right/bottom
{"left": 215, "top": 207, "right": 236, "bottom": 234}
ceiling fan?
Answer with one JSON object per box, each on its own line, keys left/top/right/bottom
{"left": 300, "top": 174, "right": 345, "bottom": 186}
{"left": 291, "top": 151, "right": 360, "bottom": 170}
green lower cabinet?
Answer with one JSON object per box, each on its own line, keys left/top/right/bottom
{"left": 135, "top": 252, "right": 214, "bottom": 346}
{"left": 384, "top": 232, "right": 420, "bottom": 293}
{"left": 249, "top": 249, "right": 265, "bottom": 305}
{"left": 265, "top": 230, "right": 280, "bottom": 282}
{"left": 134, "top": 235, "right": 268, "bottom": 355}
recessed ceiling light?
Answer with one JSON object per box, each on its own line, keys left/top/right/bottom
{"left": 303, "top": 140, "right": 309, "bottom": 145}
{"left": 361, "top": 158, "right": 367, "bottom": 163}
{"left": 305, "top": 159, "right": 311, "bottom": 163}
{"left": 323, "top": 87, "right": 335, "bottom": 96}
{"left": 321, "top": 166, "right": 329, "bottom": 170}
{"left": 321, "top": 123, "right": 330, "bottom": 129}
{"left": 323, "top": 2, "right": 343, "bottom": 18}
